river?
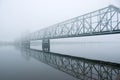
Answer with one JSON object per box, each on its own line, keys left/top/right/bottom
{"left": 0, "top": 40, "right": 120, "bottom": 80}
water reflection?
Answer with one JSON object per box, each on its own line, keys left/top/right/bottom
{"left": 19, "top": 48, "right": 120, "bottom": 80}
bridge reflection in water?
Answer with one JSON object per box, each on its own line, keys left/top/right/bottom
{"left": 20, "top": 48, "right": 120, "bottom": 80}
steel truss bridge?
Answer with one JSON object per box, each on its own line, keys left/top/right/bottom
{"left": 21, "top": 48, "right": 120, "bottom": 80}
{"left": 30, "top": 5, "right": 120, "bottom": 40}
{"left": 17, "top": 5, "right": 120, "bottom": 51}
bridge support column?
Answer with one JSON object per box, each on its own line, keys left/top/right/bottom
{"left": 21, "top": 41, "right": 30, "bottom": 48}
{"left": 42, "top": 39, "right": 50, "bottom": 52}
{"left": 24, "top": 41, "right": 30, "bottom": 48}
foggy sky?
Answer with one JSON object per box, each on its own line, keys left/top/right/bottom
{"left": 0, "top": 0, "right": 120, "bottom": 41}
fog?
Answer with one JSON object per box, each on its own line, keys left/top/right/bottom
{"left": 0, "top": 0, "right": 120, "bottom": 41}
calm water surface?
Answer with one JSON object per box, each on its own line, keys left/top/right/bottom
{"left": 0, "top": 46, "right": 77, "bottom": 80}
{"left": 0, "top": 42, "right": 120, "bottom": 80}
{"left": 31, "top": 42, "right": 120, "bottom": 63}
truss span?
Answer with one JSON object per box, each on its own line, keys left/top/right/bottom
{"left": 30, "top": 5, "right": 120, "bottom": 40}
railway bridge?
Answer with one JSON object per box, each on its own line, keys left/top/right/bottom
{"left": 19, "top": 5, "right": 120, "bottom": 52}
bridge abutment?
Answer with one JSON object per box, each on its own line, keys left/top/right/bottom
{"left": 42, "top": 39, "right": 50, "bottom": 52}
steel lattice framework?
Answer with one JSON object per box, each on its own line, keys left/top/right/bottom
{"left": 21, "top": 48, "right": 120, "bottom": 80}
{"left": 30, "top": 5, "right": 120, "bottom": 40}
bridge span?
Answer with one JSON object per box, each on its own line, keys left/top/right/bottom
{"left": 18, "top": 5, "right": 120, "bottom": 52}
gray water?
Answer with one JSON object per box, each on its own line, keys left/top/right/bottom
{"left": 31, "top": 42, "right": 120, "bottom": 63}
{"left": 0, "top": 41, "right": 120, "bottom": 80}
{"left": 0, "top": 46, "right": 77, "bottom": 80}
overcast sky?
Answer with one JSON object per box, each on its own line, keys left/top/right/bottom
{"left": 0, "top": 0, "right": 120, "bottom": 41}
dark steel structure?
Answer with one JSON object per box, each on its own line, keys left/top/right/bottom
{"left": 21, "top": 48, "right": 120, "bottom": 80}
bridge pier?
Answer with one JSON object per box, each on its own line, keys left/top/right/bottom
{"left": 42, "top": 39, "right": 50, "bottom": 52}
{"left": 21, "top": 41, "right": 30, "bottom": 48}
